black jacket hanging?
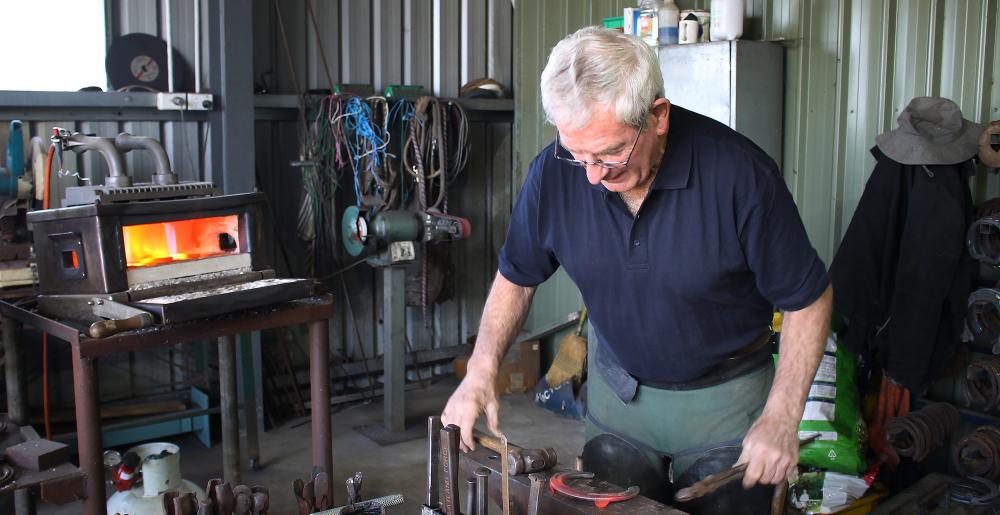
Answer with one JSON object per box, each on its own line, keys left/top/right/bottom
{"left": 830, "top": 147, "right": 975, "bottom": 393}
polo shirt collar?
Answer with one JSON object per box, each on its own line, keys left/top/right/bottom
{"left": 583, "top": 108, "right": 693, "bottom": 193}
{"left": 652, "top": 109, "right": 693, "bottom": 190}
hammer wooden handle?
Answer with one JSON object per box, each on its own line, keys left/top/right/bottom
{"left": 473, "top": 429, "right": 520, "bottom": 453}
{"left": 88, "top": 314, "right": 152, "bottom": 339}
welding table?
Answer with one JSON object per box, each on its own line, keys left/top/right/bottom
{"left": 0, "top": 294, "right": 336, "bottom": 515}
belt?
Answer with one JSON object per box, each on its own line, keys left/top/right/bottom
{"left": 640, "top": 330, "right": 775, "bottom": 391}
{"left": 594, "top": 328, "right": 774, "bottom": 404}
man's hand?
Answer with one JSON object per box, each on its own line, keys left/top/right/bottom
{"left": 441, "top": 371, "right": 503, "bottom": 452}
{"left": 738, "top": 284, "right": 833, "bottom": 489}
{"left": 736, "top": 413, "right": 800, "bottom": 488}
{"left": 440, "top": 273, "right": 536, "bottom": 452}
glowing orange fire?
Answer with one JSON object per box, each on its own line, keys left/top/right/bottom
{"left": 122, "top": 215, "right": 241, "bottom": 268}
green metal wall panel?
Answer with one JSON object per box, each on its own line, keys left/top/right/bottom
{"left": 515, "top": 0, "right": 1000, "bottom": 331}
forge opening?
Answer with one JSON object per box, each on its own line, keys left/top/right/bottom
{"left": 122, "top": 215, "right": 240, "bottom": 268}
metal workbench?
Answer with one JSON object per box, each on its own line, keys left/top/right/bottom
{"left": 0, "top": 294, "right": 336, "bottom": 515}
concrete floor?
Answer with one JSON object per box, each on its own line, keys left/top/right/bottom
{"left": 42, "top": 377, "right": 585, "bottom": 514}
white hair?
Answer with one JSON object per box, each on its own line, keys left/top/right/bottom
{"left": 540, "top": 26, "right": 664, "bottom": 130}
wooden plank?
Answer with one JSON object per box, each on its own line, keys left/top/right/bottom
{"left": 30, "top": 401, "right": 187, "bottom": 425}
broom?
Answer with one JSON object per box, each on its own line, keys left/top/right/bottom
{"left": 545, "top": 306, "right": 588, "bottom": 389}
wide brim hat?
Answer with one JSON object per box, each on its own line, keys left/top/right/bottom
{"left": 875, "top": 96, "right": 983, "bottom": 165}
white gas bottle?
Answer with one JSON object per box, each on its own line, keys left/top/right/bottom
{"left": 106, "top": 442, "right": 205, "bottom": 515}
{"left": 710, "top": 0, "right": 744, "bottom": 41}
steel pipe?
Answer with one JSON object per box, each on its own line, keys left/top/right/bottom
{"left": 62, "top": 133, "right": 129, "bottom": 187}
{"left": 218, "top": 334, "right": 241, "bottom": 485}
{"left": 310, "top": 318, "right": 332, "bottom": 498}
{"left": 114, "top": 132, "right": 177, "bottom": 184}
{"left": 71, "top": 344, "right": 105, "bottom": 515}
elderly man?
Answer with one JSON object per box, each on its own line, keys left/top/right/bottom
{"left": 441, "top": 26, "right": 832, "bottom": 497}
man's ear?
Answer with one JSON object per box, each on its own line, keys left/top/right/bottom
{"left": 651, "top": 98, "right": 671, "bottom": 135}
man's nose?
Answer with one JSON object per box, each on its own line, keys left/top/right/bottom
{"left": 585, "top": 163, "right": 607, "bottom": 185}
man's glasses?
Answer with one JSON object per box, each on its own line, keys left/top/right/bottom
{"left": 553, "top": 122, "right": 645, "bottom": 169}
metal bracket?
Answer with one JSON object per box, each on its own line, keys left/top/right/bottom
{"left": 90, "top": 298, "right": 151, "bottom": 321}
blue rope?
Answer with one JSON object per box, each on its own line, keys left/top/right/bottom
{"left": 339, "top": 97, "right": 390, "bottom": 206}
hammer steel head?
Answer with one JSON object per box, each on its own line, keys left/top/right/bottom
{"left": 510, "top": 447, "right": 558, "bottom": 474}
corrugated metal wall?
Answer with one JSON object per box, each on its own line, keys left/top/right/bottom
{"left": 251, "top": 0, "right": 513, "bottom": 97}
{"left": 251, "top": 0, "right": 515, "bottom": 360}
{"left": 515, "top": 0, "right": 1000, "bottom": 331}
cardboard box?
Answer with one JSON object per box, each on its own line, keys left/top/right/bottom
{"left": 453, "top": 337, "right": 541, "bottom": 395}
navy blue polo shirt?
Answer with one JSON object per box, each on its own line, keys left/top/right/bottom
{"left": 498, "top": 105, "right": 829, "bottom": 383}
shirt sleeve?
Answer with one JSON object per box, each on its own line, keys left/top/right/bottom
{"left": 738, "top": 154, "right": 829, "bottom": 311}
{"left": 497, "top": 152, "right": 560, "bottom": 287}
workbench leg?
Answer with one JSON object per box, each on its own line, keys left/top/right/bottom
{"left": 239, "top": 334, "right": 261, "bottom": 470}
{"left": 2, "top": 315, "right": 27, "bottom": 425}
{"left": 71, "top": 345, "right": 105, "bottom": 515}
{"left": 218, "top": 335, "right": 241, "bottom": 485}
{"left": 14, "top": 489, "right": 36, "bottom": 515}
{"left": 309, "top": 319, "right": 332, "bottom": 497}
{"left": 380, "top": 266, "right": 406, "bottom": 433}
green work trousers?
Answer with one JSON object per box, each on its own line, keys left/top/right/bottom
{"left": 585, "top": 344, "right": 775, "bottom": 480}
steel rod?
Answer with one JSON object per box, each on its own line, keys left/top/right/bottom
{"left": 165, "top": 0, "right": 175, "bottom": 93}
{"left": 218, "top": 334, "right": 241, "bottom": 485}
{"left": 193, "top": 0, "right": 201, "bottom": 92}
{"left": 71, "top": 344, "right": 105, "bottom": 515}
{"left": 2, "top": 315, "right": 26, "bottom": 425}
{"left": 310, "top": 318, "right": 333, "bottom": 498}
{"left": 466, "top": 477, "right": 477, "bottom": 515}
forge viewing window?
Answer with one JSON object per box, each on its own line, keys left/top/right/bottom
{"left": 62, "top": 250, "right": 79, "bottom": 269}
{"left": 122, "top": 215, "right": 240, "bottom": 268}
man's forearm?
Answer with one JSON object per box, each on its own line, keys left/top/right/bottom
{"left": 467, "top": 272, "right": 537, "bottom": 380}
{"left": 762, "top": 284, "right": 833, "bottom": 424}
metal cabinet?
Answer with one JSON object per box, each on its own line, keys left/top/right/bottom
{"left": 659, "top": 40, "right": 784, "bottom": 164}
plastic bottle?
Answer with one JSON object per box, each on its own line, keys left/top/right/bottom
{"left": 637, "top": 0, "right": 660, "bottom": 47}
{"left": 710, "top": 0, "right": 744, "bottom": 41}
{"left": 658, "top": 0, "right": 679, "bottom": 45}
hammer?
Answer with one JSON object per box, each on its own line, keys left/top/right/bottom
{"left": 473, "top": 429, "right": 557, "bottom": 475}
